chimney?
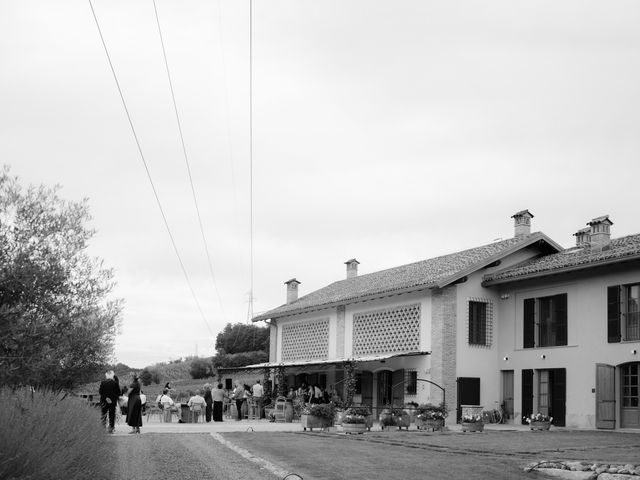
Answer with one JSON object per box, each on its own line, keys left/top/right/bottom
{"left": 587, "top": 215, "right": 613, "bottom": 251}
{"left": 573, "top": 227, "right": 590, "bottom": 247}
{"left": 285, "top": 278, "right": 300, "bottom": 304}
{"left": 511, "top": 210, "right": 534, "bottom": 238}
{"left": 345, "top": 258, "right": 360, "bottom": 279}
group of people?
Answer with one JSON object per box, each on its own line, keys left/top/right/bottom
{"left": 290, "top": 383, "right": 340, "bottom": 405}
{"left": 230, "top": 379, "right": 264, "bottom": 421}
{"left": 99, "top": 371, "right": 341, "bottom": 432}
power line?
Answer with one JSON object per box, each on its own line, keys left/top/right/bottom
{"left": 248, "top": 0, "right": 254, "bottom": 322}
{"left": 88, "top": 0, "right": 214, "bottom": 336}
{"left": 151, "top": 0, "right": 227, "bottom": 321}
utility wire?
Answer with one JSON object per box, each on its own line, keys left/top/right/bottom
{"left": 89, "top": 0, "right": 214, "bottom": 336}
{"left": 248, "top": 0, "right": 254, "bottom": 323}
{"left": 151, "top": 0, "right": 227, "bottom": 321}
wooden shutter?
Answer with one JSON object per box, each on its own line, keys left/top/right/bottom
{"left": 361, "top": 371, "right": 373, "bottom": 407}
{"left": 554, "top": 294, "right": 568, "bottom": 346}
{"left": 522, "top": 369, "right": 534, "bottom": 424}
{"left": 595, "top": 363, "right": 616, "bottom": 429}
{"left": 523, "top": 298, "right": 535, "bottom": 348}
{"left": 607, "top": 286, "right": 621, "bottom": 343}
{"left": 392, "top": 369, "right": 404, "bottom": 406}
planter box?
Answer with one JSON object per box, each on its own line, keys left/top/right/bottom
{"left": 301, "top": 414, "right": 332, "bottom": 431}
{"left": 382, "top": 425, "right": 399, "bottom": 431}
{"left": 529, "top": 421, "right": 551, "bottom": 431}
{"left": 342, "top": 423, "right": 367, "bottom": 435}
{"left": 461, "top": 422, "right": 484, "bottom": 433}
{"left": 334, "top": 410, "right": 345, "bottom": 426}
{"left": 395, "top": 414, "right": 411, "bottom": 430}
{"left": 417, "top": 418, "right": 445, "bottom": 432}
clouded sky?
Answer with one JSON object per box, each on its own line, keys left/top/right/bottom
{"left": 2, "top": 0, "right": 639, "bottom": 368}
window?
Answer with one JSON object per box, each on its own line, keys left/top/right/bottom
{"left": 405, "top": 370, "right": 417, "bottom": 395}
{"left": 468, "top": 301, "right": 490, "bottom": 346}
{"left": 622, "top": 363, "right": 639, "bottom": 407}
{"left": 523, "top": 293, "right": 567, "bottom": 348}
{"left": 355, "top": 373, "right": 362, "bottom": 395}
{"left": 608, "top": 284, "right": 640, "bottom": 343}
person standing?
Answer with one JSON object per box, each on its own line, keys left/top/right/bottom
{"left": 251, "top": 380, "right": 264, "bottom": 419}
{"left": 232, "top": 381, "right": 245, "bottom": 421}
{"left": 126, "top": 373, "right": 143, "bottom": 434}
{"left": 212, "top": 383, "right": 225, "bottom": 422}
{"left": 157, "top": 388, "right": 174, "bottom": 422}
{"left": 99, "top": 370, "right": 120, "bottom": 433}
{"left": 203, "top": 384, "right": 213, "bottom": 422}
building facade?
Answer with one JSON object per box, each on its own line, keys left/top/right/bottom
{"left": 243, "top": 211, "right": 640, "bottom": 429}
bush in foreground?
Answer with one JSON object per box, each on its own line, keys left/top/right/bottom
{"left": 0, "top": 386, "right": 114, "bottom": 480}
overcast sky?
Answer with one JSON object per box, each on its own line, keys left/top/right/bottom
{"left": 2, "top": 0, "right": 639, "bottom": 368}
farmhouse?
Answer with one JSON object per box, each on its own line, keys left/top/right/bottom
{"left": 240, "top": 211, "right": 640, "bottom": 429}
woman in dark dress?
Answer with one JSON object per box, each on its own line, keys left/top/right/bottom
{"left": 126, "top": 373, "right": 143, "bottom": 434}
{"left": 203, "top": 384, "right": 213, "bottom": 422}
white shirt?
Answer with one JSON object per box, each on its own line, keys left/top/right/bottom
{"left": 252, "top": 383, "right": 264, "bottom": 398}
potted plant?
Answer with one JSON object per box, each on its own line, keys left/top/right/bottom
{"left": 342, "top": 407, "right": 368, "bottom": 434}
{"left": 405, "top": 401, "right": 419, "bottom": 423}
{"left": 525, "top": 413, "right": 553, "bottom": 431}
{"left": 460, "top": 413, "right": 484, "bottom": 432}
{"left": 348, "top": 405, "right": 373, "bottom": 430}
{"left": 301, "top": 403, "right": 335, "bottom": 431}
{"left": 332, "top": 397, "right": 345, "bottom": 425}
{"left": 380, "top": 407, "right": 410, "bottom": 430}
{"left": 416, "top": 402, "right": 447, "bottom": 431}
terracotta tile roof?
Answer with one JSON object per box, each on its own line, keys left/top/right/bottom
{"left": 483, "top": 233, "right": 640, "bottom": 284}
{"left": 253, "top": 233, "right": 558, "bottom": 321}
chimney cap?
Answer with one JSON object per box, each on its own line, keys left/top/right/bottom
{"left": 573, "top": 227, "right": 590, "bottom": 236}
{"left": 511, "top": 209, "right": 534, "bottom": 219}
{"left": 344, "top": 258, "right": 360, "bottom": 265}
{"left": 284, "top": 278, "right": 300, "bottom": 286}
{"left": 587, "top": 215, "right": 613, "bottom": 226}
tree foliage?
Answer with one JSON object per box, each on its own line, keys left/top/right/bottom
{"left": 212, "top": 322, "right": 269, "bottom": 369}
{"left": 215, "top": 322, "right": 269, "bottom": 355}
{"left": 189, "top": 358, "right": 212, "bottom": 379}
{"left": 0, "top": 168, "right": 122, "bottom": 389}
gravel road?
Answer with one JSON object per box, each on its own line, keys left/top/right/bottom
{"left": 109, "top": 433, "right": 280, "bottom": 480}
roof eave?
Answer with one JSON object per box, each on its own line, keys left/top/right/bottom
{"left": 481, "top": 252, "right": 640, "bottom": 286}
{"left": 436, "top": 233, "right": 563, "bottom": 288}
{"left": 252, "top": 284, "right": 435, "bottom": 323}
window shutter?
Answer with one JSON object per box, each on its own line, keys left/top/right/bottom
{"left": 607, "top": 286, "right": 621, "bottom": 343}
{"left": 554, "top": 294, "right": 568, "bottom": 346}
{"left": 523, "top": 298, "right": 535, "bottom": 348}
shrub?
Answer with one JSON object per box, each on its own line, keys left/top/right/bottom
{"left": 0, "top": 386, "right": 114, "bottom": 480}
{"left": 301, "top": 403, "right": 335, "bottom": 420}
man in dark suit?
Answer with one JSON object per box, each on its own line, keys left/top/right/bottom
{"left": 99, "top": 370, "right": 120, "bottom": 433}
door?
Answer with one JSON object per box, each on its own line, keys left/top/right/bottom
{"left": 361, "top": 371, "right": 373, "bottom": 407}
{"left": 501, "top": 370, "right": 514, "bottom": 421}
{"left": 596, "top": 363, "right": 616, "bottom": 429}
{"left": 621, "top": 362, "right": 640, "bottom": 428}
{"left": 522, "top": 369, "right": 533, "bottom": 424}
{"left": 377, "top": 371, "right": 393, "bottom": 407}
{"left": 456, "top": 377, "right": 480, "bottom": 422}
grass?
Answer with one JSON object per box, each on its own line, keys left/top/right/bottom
{"left": 0, "top": 386, "right": 114, "bottom": 480}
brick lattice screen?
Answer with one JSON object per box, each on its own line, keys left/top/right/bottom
{"left": 281, "top": 318, "right": 330, "bottom": 361}
{"left": 353, "top": 304, "right": 421, "bottom": 356}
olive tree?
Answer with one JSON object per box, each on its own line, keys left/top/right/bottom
{"left": 0, "top": 167, "right": 122, "bottom": 389}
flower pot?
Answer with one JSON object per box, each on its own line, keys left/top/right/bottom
{"left": 301, "top": 414, "right": 332, "bottom": 431}
{"left": 342, "top": 423, "right": 367, "bottom": 435}
{"left": 395, "top": 413, "right": 411, "bottom": 430}
{"left": 417, "top": 418, "right": 444, "bottom": 432}
{"left": 529, "top": 420, "right": 551, "bottom": 431}
{"left": 461, "top": 421, "right": 484, "bottom": 433}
